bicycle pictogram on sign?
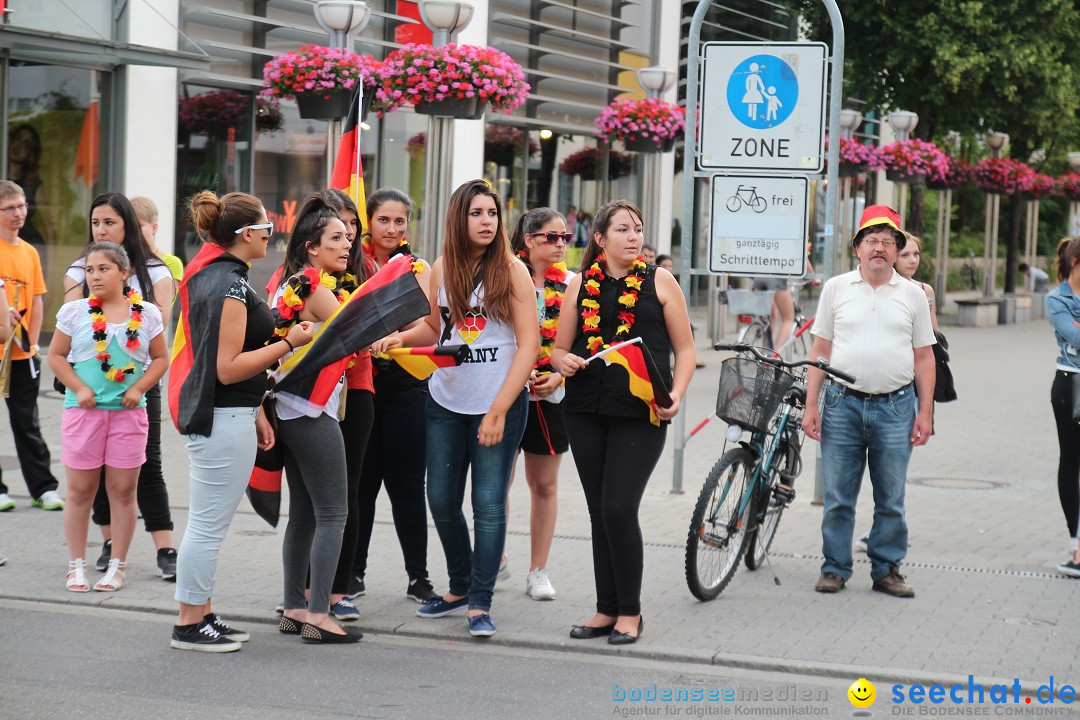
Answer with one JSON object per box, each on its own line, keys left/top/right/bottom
{"left": 725, "top": 185, "right": 767, "bottom": 213}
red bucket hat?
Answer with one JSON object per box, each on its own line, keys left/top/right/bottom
{"left": 853, "top": 205, "right": 906, "bottom": 247}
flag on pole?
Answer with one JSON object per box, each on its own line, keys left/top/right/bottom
{"left": 588, "top": 337, "right": 673, "bottom": 426}
{"left": 384, "top": 345, "right": 470, "bottom": 380}
{"left": 330, "top": 85, "right": 368, "bottom": 232}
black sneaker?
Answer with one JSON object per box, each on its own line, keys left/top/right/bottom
{"left": 1057, "top": 560, "right": 1080, "bottom": 578}
{"left": 171, "top": 621, "right": 242, "bottom": 653}
{"left": 96, "top": 540, "right": 112, "bottom": 572}
{"left": 204, "top": 613, "right": 250, "bottom": 642}
{"left": 347, "top": 575, "right": 366, "bottom": 599}
{"left": 157, "top": 548, "right": 177, "bottom": 581}
{"left": 406, "top": 577, "right": 438, "bottom": 603}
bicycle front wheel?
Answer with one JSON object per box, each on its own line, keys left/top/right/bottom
{"left": 745, "top": 485, "right": 785, "bottom": 571}
{"left": 737, "top": 321, "right": 770, "bottom": 349}
{"left": 685, "top": 448, "right": 756, "bottom": 600}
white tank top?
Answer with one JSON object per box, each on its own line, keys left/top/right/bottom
{"left": 429, "top": 280, "right": 520, "bottom": 415}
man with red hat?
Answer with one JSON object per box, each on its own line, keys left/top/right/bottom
{"left": 802, "top": 205, "right": 936, "bottom": 598}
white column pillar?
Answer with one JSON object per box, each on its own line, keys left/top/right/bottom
{"left": 122, "top": 0, "right": 180, "bottom": 253}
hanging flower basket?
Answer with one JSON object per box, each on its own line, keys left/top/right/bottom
{"left": 973, "top": 157, "right": 1034, "bottom": 195}
{"left": 926, "top": 155, "right": 970, "bottom": 191}
{"left": 484, "top": 125, "right": 539, "bottom": 166}
{"left": 824, "top": 136, "right": 882, "bottom": 177}
{"left": 559, "top": 147, "right": 632, "bottom": 181}
{"left": 179, "top": 91, "right": 284, "bottom": 137}
{"left": 1019, "top": 173, "right": 1058, "bottom": 200}
{"left": 595, "top": 97, "right": 684, "bottom": 153}
{"left": 262, "top": 45, "right": 384, "bottom": 120}
{"left": 1059, "top": 173, "right": 1080, "bottom": 201}
{"left": 413, "top": 95, "right": 483, "bottom": 120}
{"left": 838, "top": 163, "right": 864, "bottom": 178}
{"left": 879, "top": 139, "right": 948, "bottom": 183}
{"left": 377, "top": 43, "right": 530, "bottom": 116}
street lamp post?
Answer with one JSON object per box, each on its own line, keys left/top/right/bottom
{"left": 418, "top": 0, "right": 474, "bottom": 261}
{"left": 983, "top": 131, "right": 1008, "bottom": 297}
{"left": 886, "top": 110, "right": 918, "bottom": 219}
{"left": 313, "top": 1, "right": 371, "bottom": 186}
{"left": 635, "top": 66, "right": 676, "bottom": 256}
{"left": 837, "top": 109, "right": 862, "bottom": 273}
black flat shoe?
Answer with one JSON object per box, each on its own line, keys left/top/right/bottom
{"left": 608, "top": 617, "right": 644, "bottom": 646}
{"left": 300, "top": 622, "right": 362, "bottom": 644}
{"left": 278, "top": 615, "right": 303, "bottom": 635}
{"left": 570, "top": 623, "right": 616, "bottom": 639}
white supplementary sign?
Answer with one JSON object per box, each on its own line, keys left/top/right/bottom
{"left": 698, "top": 42, "right": 827, "bottom": 173}
{"left": 708, "top": 174, "right": 809, "bottom": 277}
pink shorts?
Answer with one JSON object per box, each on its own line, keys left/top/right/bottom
{"left": 61, "top": 407, "right": 149, "bottom": 470}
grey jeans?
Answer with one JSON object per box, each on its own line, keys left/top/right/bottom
{"left": 175, "top": 407, "right": 259, "bottom": 606}
{"left": 279, "top": 413, "right": 348, "bottom": 614}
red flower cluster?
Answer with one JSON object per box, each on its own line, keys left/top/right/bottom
{"left": 1058, "top": 173, "right": 1080, "bottom": 200}
{"left": 559, "top": 147, "right": 632, "bottom": 180}
{"left": 1019, "top": 173, "right": 1058, "bottom": 199}
{"left": 179, "top": 91, "right": 283, "bottom": 136}
{"left": 594, "top": 97, "right": 685, "bottom": 148}
{"left": 879, "top": 139, "right": 950, "bottom": 177}
{"left": 973, "top": 157, "right": 1035, "bottom": 195}
{"left": 376, "top": 43, "right": 529, "bottom": 114}
{"left": 927, "top": 154, "right": 971, "bottom": 189}
{"left": 262, "top": 45, "right": 374, "bottom": 102}
{"left": 824, "top": 136, "right": 883, "bottom": 168}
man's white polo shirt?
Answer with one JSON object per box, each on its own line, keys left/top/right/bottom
{"left": 811, "top": 268, "right": 936, "bottom": 394}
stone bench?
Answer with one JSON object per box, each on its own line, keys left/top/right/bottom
{"left": 956, "top": 299, "right": 1000, "bottom": 327}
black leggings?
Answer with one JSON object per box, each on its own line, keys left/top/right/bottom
{"left": 565, "top": 413, "right": 666, "bottom": 617}
{"left": 331, "top": 389, "right": 375, "bottom": 594}
{"left": 91, "top": 384, "right": 172, "bottom": 533}
{"left": 1051, "top": 371, "right": 1080, "bottom": 539}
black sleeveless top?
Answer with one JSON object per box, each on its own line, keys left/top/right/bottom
{"left": 565, "top": 264, "right": 673, "bottom": 423}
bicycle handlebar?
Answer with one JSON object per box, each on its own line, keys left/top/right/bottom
{"left": 713, "top": 343, "right": 857, "bottom": 385}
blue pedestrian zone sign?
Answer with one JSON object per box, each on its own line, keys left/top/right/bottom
{"left": 726, "top": 55, "right": 798, "bottom": 130}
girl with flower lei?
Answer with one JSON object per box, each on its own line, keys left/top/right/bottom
{"left": 270, "top": 193, "right": 362, "bottom": 643}
{"left": 503, "top": 207, "right": 573, "bottom": 601}
{"left": 349, "top": 187, "right": 440, "bottom": 604}
{"left": 552, "top": 200, "right": 695, "bottom": 645}
{"left": 48, "top": 242, "right": 168, "bottom": 594}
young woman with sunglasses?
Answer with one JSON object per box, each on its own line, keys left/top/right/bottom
{"left": 506, "top": 208, "right": 573, "bottom": 601}
{"left": 373, "top": 179, "right": 539, "bottom": 638}
{"left": 552, "top": 201, "right": 695, "bottom": 645}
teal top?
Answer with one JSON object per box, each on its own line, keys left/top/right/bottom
{"left": 64, "top": 335, "right": 148, "bottom": 410}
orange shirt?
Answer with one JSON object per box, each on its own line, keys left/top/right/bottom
{"left": 0, "top": 236, "right": 47, "bottom": 360}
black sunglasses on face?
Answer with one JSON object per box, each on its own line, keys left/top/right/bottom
{"left": 531, "top": 232, "right": 572, "bottom": 245}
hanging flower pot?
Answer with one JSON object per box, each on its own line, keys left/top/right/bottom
{"left": 973, "top": 157, "right": 1034, "bottom": 196}
{"left": 624, "top": 136, "right": 677, "bottom": 154}
{"left": 880, "top": 139, "right": 947, "bottom": 184}
{"left": 413, "top": 95, "right": 484, "bottom": 120}
{"left": 595, "top": 97, "right": 684, "bottom": 153}
{"left": 559, "top": 147, "right": 632, "bottom": 180}
{"left": 262, "top": 45, "right": 386, "bottom": 120}
{"left": 838, "top": 162, "right": 864, "bottom": 178}
{"left": 295, "top": 89, "right": 355, "bottom": 120}
{"left": 885, "top": 169, "right": 926, "bottom": 184}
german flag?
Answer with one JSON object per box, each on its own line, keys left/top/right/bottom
{"left": 273, "top": 255, "right": 429, "bottom": 408}
{"left": 385, "top": 345, "right": 469, "bottom": 380}
{"left": 330, "top": 86, "right": 368, "bottom": 233}
{"left": 599, "top": 339, "right": 673, "bottom": 426}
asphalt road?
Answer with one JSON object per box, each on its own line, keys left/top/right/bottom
{"left": 2, "top": 598, "right": 859, "bottom": 719}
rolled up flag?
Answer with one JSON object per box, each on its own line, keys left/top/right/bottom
{"left": 384, "top": 345, "right": 469, "bottom": 380}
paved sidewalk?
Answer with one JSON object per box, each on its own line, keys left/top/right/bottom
{"left": 1, "top": 315, "right": 1077, "bottom": 691}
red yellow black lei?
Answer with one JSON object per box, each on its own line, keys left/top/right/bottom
{"left": 88, "top": 288, "right": 143, "bottom": 382}
{"left": 581, "top": 254, "right": 646, "bottom": 355}
{"left": 362, "top": 234, "right": 416, "bottom": 266}
{"left": 272, "top": 267, "right": 342, "bottom": 339}
{"left": 536, "top": 262, "right": 568, "bottom": 373}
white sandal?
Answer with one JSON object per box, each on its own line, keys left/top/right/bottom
{"left": 66, "top": 558, "right": 90, "bottom": 593}
{"left": 93, "top": 558, "right": 127, "bottom": 592}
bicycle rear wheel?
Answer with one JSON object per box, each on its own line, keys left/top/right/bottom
{"left": 737, "top": 321, "right": 772, "bottom": 350}
{"left": 685, "top": 448, "right": 755, "bottom": 600}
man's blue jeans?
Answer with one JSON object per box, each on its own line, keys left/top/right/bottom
{"left": 425, "top": 391, "right": 527, "bottom": 612}
{"left": 820, "top": 383, "right": 915, "bottom": 582}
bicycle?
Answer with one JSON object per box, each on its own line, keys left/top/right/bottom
{"left": 725, "top": 277, "right": 818, "bottom": 359}
{"left": 725, "top": 185, "right": 768, "bottom": 214}
{"left": 684, "top": 343, "right": 854, "bottom": 601}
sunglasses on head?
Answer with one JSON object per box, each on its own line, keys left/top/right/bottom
{"left": 530, "top": 231, "right": 572, "bottom": 245}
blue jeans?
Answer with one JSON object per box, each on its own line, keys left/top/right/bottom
{"left": 425, "top": 390, "right": 528, "bottom": 612}
{"left": 820, "top": 383, "right": 916, "bottom": 582}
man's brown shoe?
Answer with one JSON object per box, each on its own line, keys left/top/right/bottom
{"left": 814, "top": 572, "right": 846, "bottom": 593}
{"left": 872, "top": 569, "right": 915, "bottom": 598}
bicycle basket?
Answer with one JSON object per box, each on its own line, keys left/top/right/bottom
{"left": 726, "top": 289, "right": 775, "bottom": 317}
{"left": 715, "top": 357, "right": 797, "bottom": 433}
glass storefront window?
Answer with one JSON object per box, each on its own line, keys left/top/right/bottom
{"left": 379, "top": 110, "right": 428, "bottom": 258}
{"left": 174, "top": 85, "right": 254, "bottom": 268}
{"left": 7, "top": 62, "right": 109, "bottom": 325}
{"left": 9, "top": 0, "right": 112, "bottom": 41}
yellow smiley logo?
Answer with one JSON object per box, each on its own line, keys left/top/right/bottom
{"left": 848, "top": 678, "right": 876, "bottom": 708}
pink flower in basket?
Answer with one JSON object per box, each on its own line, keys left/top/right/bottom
{"left": 926, "top": 154, "right": 971, "bottom": 188}
{"left": 879, "top": 139, "right": 949, "bottom": 178}
{"left": 376, "top": 44, "right": 530, "bottom": 114}
{"left": 824, "top": 136, "right": 884, "bottom": 169}
{"left": 973, "top": 157, "right": 1035, "bottom": 195}
{"left": 1018, "top": 173, "right": 1058, "bottom": 199}
{"left": 261, "top": 45, "right": 377, "bottom": 103}
{"left": 594, "top": 98, "right": 685, "bottom": 147}
{"left": 1058, "top": 173, "right": 1080, "bottom": 201}
{"left": 559, "top": 147, "right": 632, "bottom": 180}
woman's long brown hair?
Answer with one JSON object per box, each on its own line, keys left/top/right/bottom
{"left": 442, "top": 180, "right": 518, "bottom": 325}
{"left": 579, "top": 200, "right": 643, "bottom": 272}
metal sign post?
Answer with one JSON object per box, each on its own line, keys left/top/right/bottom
{"left": 674, "top": 1, "right": 844, "bottom": 496}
